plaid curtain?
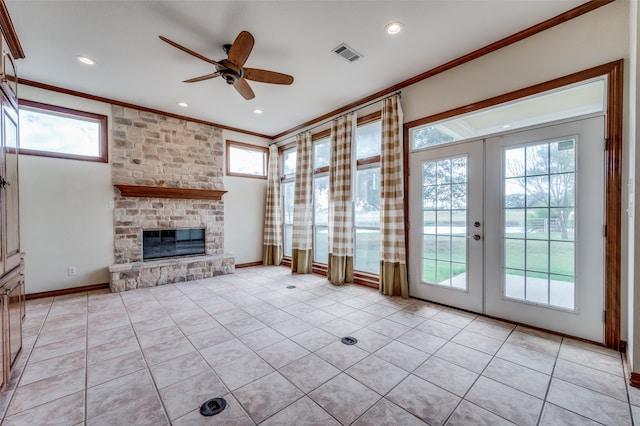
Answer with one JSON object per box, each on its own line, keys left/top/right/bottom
{"left": 328, "top": 114, "right": 354, "bottom": 285}
{"left": 263, "top": 144, "right": 283, "bottom": 265}
{"left": 379, "top": 95, "right": 408, "bottom": 298}
{"left": 292, "top": 132, "right": 313, "bottom": 273}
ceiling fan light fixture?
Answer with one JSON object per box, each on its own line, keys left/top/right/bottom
{"left": 385, "top": 22, "right": 403, "bottom": 35}
{"left": 76, "top": 55, "right": 95, "bottom": 65}
{"left": 177, "top": 102, "right": 188, "bottom": 107}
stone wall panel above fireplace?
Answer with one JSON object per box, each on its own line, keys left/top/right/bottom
{"left": 110, "top": 106, "right": 233, "bottom": 289}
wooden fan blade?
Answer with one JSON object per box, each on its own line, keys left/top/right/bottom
{"left": 159, "top": 36, "right": 218, "bottom": 66}
{"left": 234, "top": 78, "right": 255, "bottom": 100}
{"left": 244, "top": 68, "right": 294, "bottom": 85}
{"left": 183, "top": 73, "right": 220, "bottom": 83}
{"left": 227, "top": 31, "right": 254, "bottom": 68}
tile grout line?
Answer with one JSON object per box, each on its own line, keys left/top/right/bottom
{"left": 83, "top": 292, "right": 89, "bottom": 425}
{"left": 171, "top": 280, "right": 257, "bottom": 424}
{"left": 9, "top": 269, "right": 633, "bottom": 425}
{"left": 535, "top": 335, "right": 562, "bottom": 425}
{"left": 434, "top": 314, "right": 516, "bottom": 426}
{"left": 0, "top": 297, "right": 54, "bottom": 422}
{"left": 121, "top": 285, "right": 178, "bottom": 425}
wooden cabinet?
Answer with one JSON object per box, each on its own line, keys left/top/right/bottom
{"left": 0, "top": 293, "right": 6, "bottom": 391}
{"left": 0, "top": 31, "right": 23, "bottom": 391}
{"left": 1, "top": 80, "right": 19, "bottom": 274}
{"left": 3, "top": 267, "right": 21, "bottom": 367}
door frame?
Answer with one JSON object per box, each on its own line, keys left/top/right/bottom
{"left": 403, "top": 60, "right": 624, "bottom": 349}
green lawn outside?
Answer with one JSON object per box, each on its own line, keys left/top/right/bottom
{"left": 422, "top": 231, "right": 574, "bottom": 283}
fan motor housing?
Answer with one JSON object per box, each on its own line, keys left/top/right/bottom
{"left": 216, "top": 60, "right": 243, "bottom": 84}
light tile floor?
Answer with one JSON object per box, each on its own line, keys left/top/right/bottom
{"left": 0, "top": 265, "right": 637, "bottom": 425}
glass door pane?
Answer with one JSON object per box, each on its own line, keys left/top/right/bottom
{"left": 421, "top": 156, "right": 468, "bottom": 290}
{"left": 503, "top": 139, "right": 576, "bottom": 310}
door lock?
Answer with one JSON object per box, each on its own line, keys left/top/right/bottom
{"left": 474, "top": 221, "right": 481, "bottom": 228}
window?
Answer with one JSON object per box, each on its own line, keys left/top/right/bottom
{"left": 410, "top": 78, "right": 605, "bottom": 150}
{"left": 226, "top": 140, "right": 268, "bottom": 179}
{"left": 354, "top": 118, "right": 381, "bottom": 275}
{"left": 19, "top": 100, "right": 108, "bottom": 162}
{"left": 282, "top": 147, "right": 296, "bottom": 257}
{"left": 313, "top": 134, "right": 330, "bottom": 264}
{"left": 280, "top": 113, "right": 383, "bottom": 278}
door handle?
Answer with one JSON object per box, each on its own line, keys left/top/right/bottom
{"left": 467, "top": 234, "right": 481, "bottom": 240}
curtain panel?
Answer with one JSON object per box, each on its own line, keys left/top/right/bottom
{"left": 263, "top": 144, "right": 283, "bottom": 265}
{"left": 379, "top": 95, "right": 409, "bottom": 298}
{"left": 328, "top": 114, "right": 355, "bottom": 285}
{"left": 291, "top": 132, "right": 314, "bottom": 273}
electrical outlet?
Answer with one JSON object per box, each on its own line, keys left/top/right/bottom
{"left": 67, "top": 266, "right": 76, "bottom": 276}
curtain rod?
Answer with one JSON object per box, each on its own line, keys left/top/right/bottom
{"left": 271, "top": 91, "right": 401, "bottom": 145}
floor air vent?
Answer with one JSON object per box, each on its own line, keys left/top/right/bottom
{"left": 332, "top": 43, "right": 362, "bottom": 62}
{"left": 200, "top": 397, "right": 227, "bottom": 416}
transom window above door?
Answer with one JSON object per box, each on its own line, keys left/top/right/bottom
{"left": 410, "top": 77, "right": 605, "bottom": 150}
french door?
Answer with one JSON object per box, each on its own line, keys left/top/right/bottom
{"left": 409, "top": 139, "right": 484, "bottom": 313}
{"left": 409, "top": 117, "right": 605, "bottom": 342}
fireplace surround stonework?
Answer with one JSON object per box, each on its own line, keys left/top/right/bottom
{"left": 108, "top": 106, "right": 234, "bottom": 292}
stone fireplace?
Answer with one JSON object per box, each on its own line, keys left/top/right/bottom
{"left": 108, "top": 106, "right": 234, "bottom": 292}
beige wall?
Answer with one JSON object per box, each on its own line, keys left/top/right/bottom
{"left": 401, "top": 1, "right": 628, "bottom": 122}
{"left": 222, "top": 130, "right": 270, "bottom": 265}
{"left": 18, "top": 85, "right": 271, "bottom": 293}
{"left": 18, "top": 85, "right": 114, "bottom": 294}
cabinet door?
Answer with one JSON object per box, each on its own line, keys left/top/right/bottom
{"left": 6, "top": 273, "right": 21, "bottom": 366}
{"left": 2, "top": 97, "right": 19, "bottom": 272}
{"left": 0, "top": 294, "right": 6, "bottom": 391}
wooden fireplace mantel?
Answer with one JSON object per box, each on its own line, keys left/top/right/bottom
{"left": 114, "top": 185, "right": 227, "bottom": 201}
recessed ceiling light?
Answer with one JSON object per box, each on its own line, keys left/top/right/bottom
{"left": 385, "top": 22, "right": 403, "bottom": 35}
{"left": 177, "top": 102, "right": 188, "bottom": 108}
{"left": 76, "top": 55, "right": 95, "bottom": 65}
{"left": 502, "top": 124, "right": 512, "bottom": 129}
{"left": 253, "top": 109, "right": 263, "bottom": 114}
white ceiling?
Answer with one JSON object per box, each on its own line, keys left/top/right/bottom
{"left": 7, "top": 0, "right": 586, "bottom": 138}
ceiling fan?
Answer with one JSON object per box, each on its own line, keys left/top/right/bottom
{"left": 159, "top": 31, "right": 294, "bottom": 100}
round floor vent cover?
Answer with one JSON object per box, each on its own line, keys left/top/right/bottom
{"left": 200, "top": 397, "right": 227, "bottom": 416}
{"left": 341, "top": 336, "right": 358, "bottom": 345}
{"left": 286, "top": 285, "right": 296, "bottom": 289}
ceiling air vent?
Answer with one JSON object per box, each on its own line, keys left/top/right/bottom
{"left": 332, "top": 43, "right": 363, "bottom": 62}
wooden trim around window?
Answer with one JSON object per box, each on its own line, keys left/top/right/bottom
{"left": 357, "top": 156, "right": 381, "bottom": 168}
{"left": 19, "top": 99, "right": 109, "bottom": 163}
{"left": 358, "top": 111, "right": 382, "bottom": 126}
{"left": 226, "top": 140, "right": 268, "bottom": 180}
{"left": 604, "top": 59, "right": 623, "bottom": 351}
{"left": 403, "top": 59, "right": 624, "bottom": 350}
{"left": 312, "top": 129, "right": 331, "bottom": 141}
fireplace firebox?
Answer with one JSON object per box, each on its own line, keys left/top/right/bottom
{"left": 142, "top": 228, "right": 205, "bottom": 261}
